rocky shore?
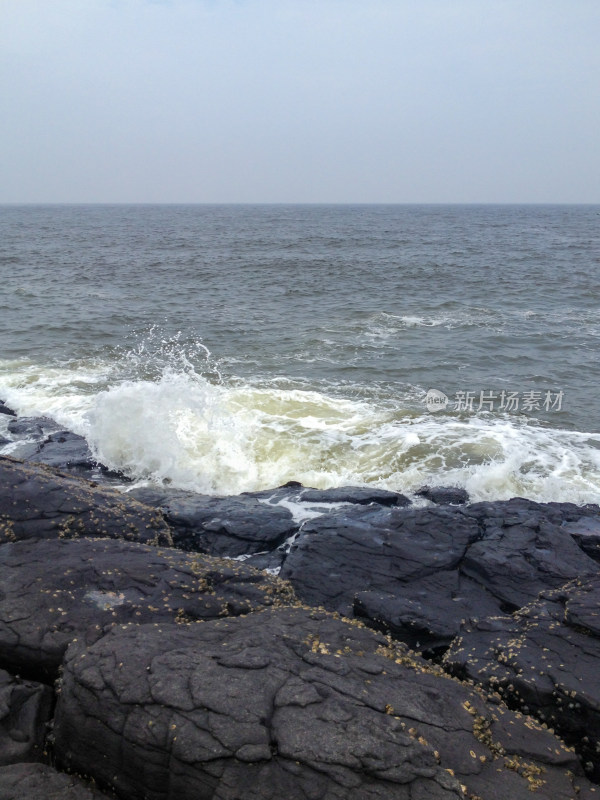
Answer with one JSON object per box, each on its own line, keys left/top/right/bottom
{"left": 1, "top": 404, "right": 600, "bottom": 798}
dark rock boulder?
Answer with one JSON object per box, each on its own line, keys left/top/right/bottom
{"left": 562, "top": 515, "right": 600, "bottom": 563}
{"left": 244, "top": 481, "right": 410, "bottom": 508}
{"left": 299, "top": 485, "right": 411, "bottom": 506}
{"left": 0, "top": 670, "right": 53, "bottom": 765}
{"left": 128, "top": 486, "right": 298, "bottom": 557}
{"left": 280, "top": 501, "right": 599, "bottom": 655}
{"left": 443, "top": 575, "right": 600, "bottom": 782}
{"left": 53, "top": 607, "right": 592, "bottom": 800}
{"left": 0, "top": 537, "right": 295, "bottom": 682}
{"left": 464, "top": 497, "right": 600, "bottom": 561}
{"left": 353, "top": 573, "right": 502, "bottom": 655}
{"left": 7, "top": 416, "right": 62, "bottom": 439}
{"left": 460, "top": 496, "right": 600, "bottom": 526}
{"left": 10, "top": 429, "right": 129, "bottom": 484}
{"left": 0, "top": 763, "right": 114, "bottom": 799}
{"left": 127, "top": 482, "right": 408, "bottom": 566}
{"left": 0, "top": 401, "right": 16, "bottom": 417}
{"left": 416, "top": 486, "right": 470, "bottom": 505}
{"left": 242, "top": 547, "right": 289, "bottom": 573}
{"left": 241, "top": 480, "right": 305, "bottom": 503}
{"left": 18, "top": 430, "right": 95, "bottom": 469}
{"left": 460, "top": 499, "right": 600, "bottom": 611}
{"left": 0, "top": 456, "right": 170, "bottom": 546}
{"left": 281, "top": 504, "right": 483, "bottom": 652}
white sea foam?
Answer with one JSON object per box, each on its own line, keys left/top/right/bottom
{"left": 360, "top": 310, "right": 496, "bottom": 343}
{"left": 364, "top": 312, "right": 449, "bottom": 337}
{"left": 0, "top": 359, "right": 109, "bottom": 431}
{"left": 1, "top": 357, "right": 599, "bottom": 503}
{"left": 261, "top": 497, "right": 351, "bottom": 524}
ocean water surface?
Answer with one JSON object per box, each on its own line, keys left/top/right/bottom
{"left": 1, "top": 204, "right": 599, "bottom": 502}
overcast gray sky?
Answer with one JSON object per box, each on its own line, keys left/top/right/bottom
{"left": 1, "top": 0, "right": 599, "bottom": 203}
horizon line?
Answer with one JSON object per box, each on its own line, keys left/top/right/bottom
{"left": 2, "top": 201, "right": 600, "bottom": 207}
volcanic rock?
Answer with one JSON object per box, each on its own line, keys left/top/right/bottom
{"left": 7, "top": 416, "right": 62, "bottom": 439}
{"left": 416, "top": 486, "right": 470, "bottom": 505}
{"left": 562, "top": 515, "right": 600, "bottom": 563}
{"left": 17, "top": 430, "right": 96, "bottom": 470}
{"left": 0, "top": 401, "right": 16, "bottom": 417}
{"left": 53, "top": 607, "right": 592, "bottom": 800}
{"left": 443, "top": 574, "right": 600, "bottom": 782}
{"left": 0, "top": 537, "right": 295, "bottom": 682}
{"left": 0, "top": 670, "right": 53, "bottom": 765}
{"left": 299, "top": 486, "right": 411, "bottom": 506}
{"left": 0, "top": 763, "right": 114, "bottom": 799}
{"left": 280, "top": 500, "right": 599, "bottom": 654}
{"left": 244, "top": 482, "right": 410, "bottom": 508}
{"left": 12, "top": 430, "right": 129, "bottom": 484}
{"left": 129, "top": 486, "right": 298, "bottom": 557}
{"left": 0, "top": 456, "right": 170, "bottom": 546}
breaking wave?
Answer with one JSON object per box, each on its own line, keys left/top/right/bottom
{"left": 1, "top": 345, "right": 599, "bottom": 503}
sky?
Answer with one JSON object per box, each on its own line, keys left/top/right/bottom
{"left": 1, "top": 0, "right": 599, "bottom": 203}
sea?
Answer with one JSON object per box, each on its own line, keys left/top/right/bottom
{"left": 1, "top": 204, "right": 599, "bottom": 504}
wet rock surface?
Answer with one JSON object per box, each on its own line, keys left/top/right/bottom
{"left": 562, "top": 515, "right": 600, "bottom": 563}
{"left": 0, "top": 763, "right": 114, "bottom": 799}
{"left": 1, "top": 454, "right": 600, "bottom": 794}
{"left": 296, "top": 485, "right": 411, "bottom": 506}
{"left": 1, "top": 411, "right": 127, "bottom": 483}
{"left": 280, "top": 500, "right": 600, "bottom": 654}
{"left": 444, "top": 575, "right": 600, "bottom": 782}
{"left": 280, "top": 504, "right": 483, "bottom": 652}
{"left": 458, "top": 499, "right": 600, "bottom": 611}
{"left": 0, "top": 670, "right": 53, "bottom": 765}
{"left": 0, "top": 401, "right": 16, "bottom": 417}
{"left": 6, "top": 416, "right": 62, "bottom": 439}
{"left": 415, "top": 486, "right": 470, "bottom": 505}
{"left": 243, "top": 481, "right": 410, "bottom": 507}
{"left": 129, "top": 486, "right": 299, "bottom": 557}
{"left": 54, "top": 607, "right": 593, "bottom": 800}
{"left": 0, "top": 456, "right": 170, "bottom": 546}
{"left": 0, "top": 537, "right": 295, "bottom": 682}
{"left": 17, "top": 430, "right": 100, "bottom": 472}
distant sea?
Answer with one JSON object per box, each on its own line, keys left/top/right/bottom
{"left": 1, "top": 204, "right": 599, "bottom": 503}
